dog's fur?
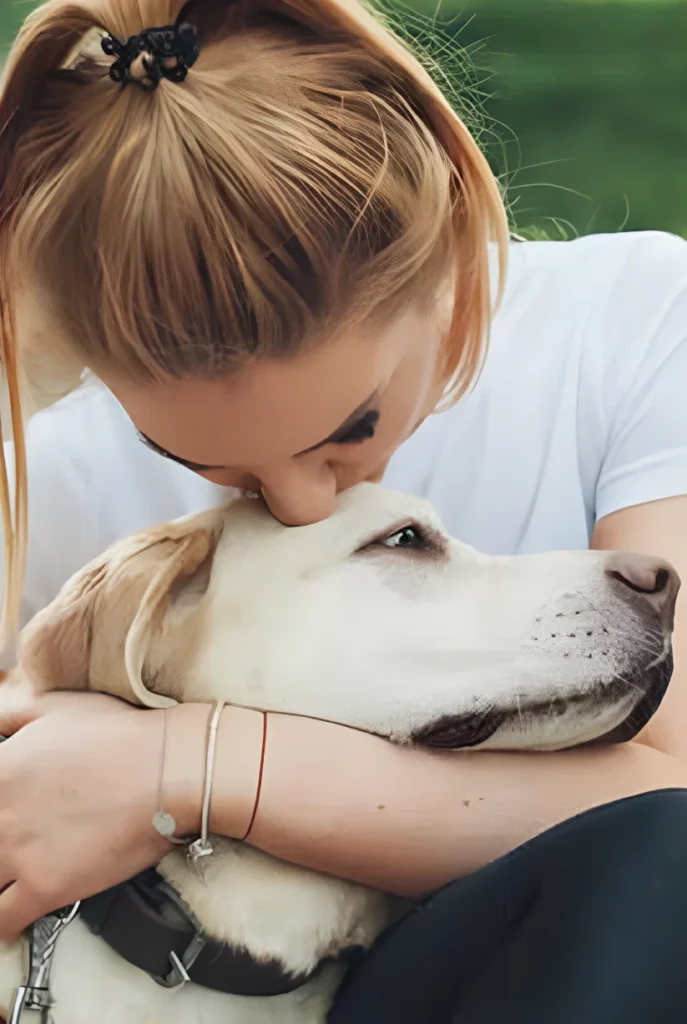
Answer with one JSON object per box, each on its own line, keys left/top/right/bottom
{"left": 0, "top": 484, "right": 678, "bottom": 1023}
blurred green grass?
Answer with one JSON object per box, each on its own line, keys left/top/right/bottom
{"left": 0, "top": 1, "right": 31, "bottom": 45}
{"left": 441, "top": 1, "right": 687, "bottom": 236}
{"left": 1, "top": 0, "right": 686, "bottom": 236}
{"left": 402, "top": 0, "right": 687, "bottom": 236}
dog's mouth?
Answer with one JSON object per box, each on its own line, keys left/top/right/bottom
{"left": 413, "top": 652, "right": 674, "bottom": 751}
{"left": 414, "top": 710, "right": 508, "bottom": 750}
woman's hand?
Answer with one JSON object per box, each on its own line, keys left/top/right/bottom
{"left": 0, "top": 691, "right": 207, "bottom": 942}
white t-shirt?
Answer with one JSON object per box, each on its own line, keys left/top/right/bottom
{"left": 8, "top": 230, "right": 687, "bottom": 638}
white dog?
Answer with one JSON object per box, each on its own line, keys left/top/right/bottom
{"left": 0, "top": 484, "right": 678, "bottom": 1024}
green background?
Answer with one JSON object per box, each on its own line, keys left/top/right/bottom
{"left": 2, "top": 0, "right": 685, "bottom": 237}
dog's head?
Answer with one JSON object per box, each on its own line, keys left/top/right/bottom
{"left": 18, "top": 484, "right": 679, "bottom": 751}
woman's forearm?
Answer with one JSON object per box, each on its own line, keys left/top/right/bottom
{"left": 170, "top": 704, "right": 687, "bottom": 898}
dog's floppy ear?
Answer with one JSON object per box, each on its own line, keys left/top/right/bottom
{"left": 19, "top": 557, "right": 108, "bottom": 697}
{"left": 18, "top": 513, "right": 221, "bottom": 707}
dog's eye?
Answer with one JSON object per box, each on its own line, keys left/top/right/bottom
{"left": 380, "top": 525, "right": 425, "bottom": 550}
{"left": 357, "top": 521, "right": 446, "bottom": 559}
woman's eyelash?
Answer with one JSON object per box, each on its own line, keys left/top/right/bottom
{"left": 137, "top": 431, "right": 212, "bottom": 471}
{"left": 335, "top": 410, "right": 380, "bottom": 445}
{"left": 137, "top": 431, "right": 169, "bottom": 458}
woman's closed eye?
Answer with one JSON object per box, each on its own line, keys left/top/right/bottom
{"left": 331, "top": 410, "right": 380, "bottom": 446}
{"left": 136, "top": 430, "right": 218, "bottom": 472}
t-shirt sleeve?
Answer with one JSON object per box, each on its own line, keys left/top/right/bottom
{"left": 0, "top": 416, "right": 98, "bottom": 669}
{"left": 594, "top": 231, "right": 687, "bottom": 523}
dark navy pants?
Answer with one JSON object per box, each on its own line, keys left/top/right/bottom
{"left": 329, "top": 790, "right": 687, "bottom": 1023}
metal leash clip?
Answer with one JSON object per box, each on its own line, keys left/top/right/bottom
{"left": 7, "top": 903, "right": 81, "bottom": 1024}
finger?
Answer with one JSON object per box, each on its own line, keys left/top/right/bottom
{"left": 0, "top": 881, "right": 45, "bottom": 943}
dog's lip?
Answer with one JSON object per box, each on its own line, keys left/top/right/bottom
{"left": 413, "top": 694, "right": 600, "bottom": 750}
{"left": 414, "top": 650, "right": 674, "bottom": 751}
{"left": 414, "top": 710, "right": 508, "bottom": 750}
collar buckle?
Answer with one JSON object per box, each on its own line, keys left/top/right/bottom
{"left": 156, "top": 931, "right": 209, "bottom": 991}
{"left": 7, "top": 985, "right": 51, "bottom": 1024}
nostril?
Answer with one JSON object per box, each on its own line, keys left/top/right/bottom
{"left": 608, "top": 569, "right": 653, "bottom": 595}
{"left": 606, "top": 556, "right": 675, "bottom": 596}
{"left": 607, "top": 568, "right": 664, "bottom": 595}
{"left": 653, "top": 568, "right": 670, "bottom": 595}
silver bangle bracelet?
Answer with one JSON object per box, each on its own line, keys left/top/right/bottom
{"left": 152, "top": 701, "right": 226, "bottom": 868}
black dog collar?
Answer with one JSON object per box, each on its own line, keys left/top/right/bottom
{"left": 81, "top": 869, "right": 362, "bottom": 997}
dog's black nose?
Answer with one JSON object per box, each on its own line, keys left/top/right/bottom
{"left": 605, "top": 553, "right": 680, "bottom": 623}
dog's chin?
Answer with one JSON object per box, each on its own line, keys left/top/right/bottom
{"left": 590, "top": 651, "right": 674, "bottom": 745}
{"left": 413, "top": 651, "right": 675, "bottom": 752}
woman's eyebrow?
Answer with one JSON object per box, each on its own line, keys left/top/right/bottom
{"left": 297, "top": 391, "right": 379, "bottom": 454}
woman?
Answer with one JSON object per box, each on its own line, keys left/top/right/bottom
{"left": 0, "top": 0, "right": 686, "bottom": 1020}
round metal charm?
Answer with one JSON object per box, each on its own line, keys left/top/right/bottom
{"left": 152, "top": 811, "right": 179, "bottom": 840}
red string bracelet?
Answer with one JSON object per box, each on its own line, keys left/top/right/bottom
{"left": 242, "top": 712, "right": 268, "bottom": 842}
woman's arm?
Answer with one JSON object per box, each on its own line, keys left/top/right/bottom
{"left": 193, "top": 706, "right": 687, "bottom": 899}
{"left": 0, "top": 677, "right": 685, "bottom": 939}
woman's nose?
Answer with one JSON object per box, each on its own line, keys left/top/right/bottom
{"left": 260, "top": 461, "right": 338, "bottom": 526}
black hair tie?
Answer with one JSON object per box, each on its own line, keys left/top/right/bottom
{"left": 101, "top": 23, "right": 200, "bottom": 91}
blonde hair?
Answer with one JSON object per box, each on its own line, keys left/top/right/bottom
{"left": 0, "top": 0, "right": 508, "bottom": 638}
